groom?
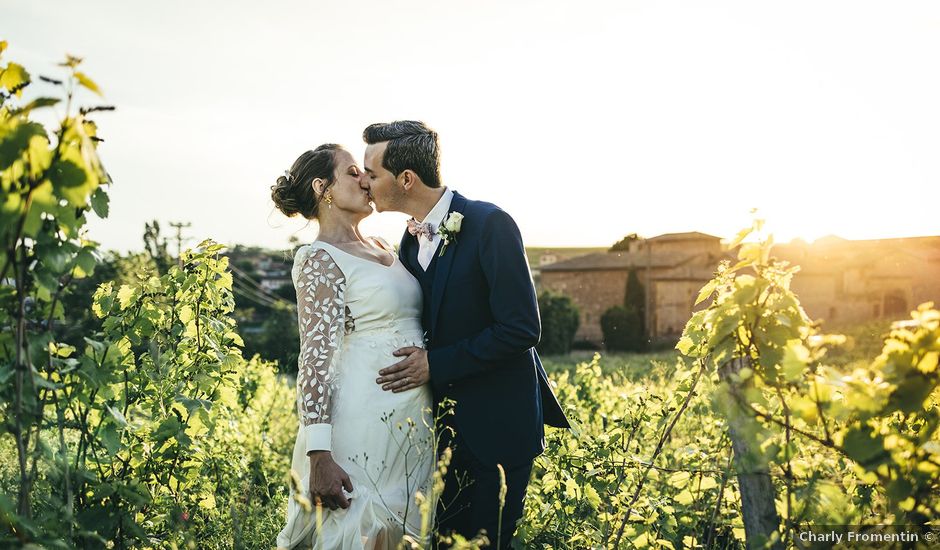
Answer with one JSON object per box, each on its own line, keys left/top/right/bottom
{"left": 362, "top": 120, "right": 570, "bottom": 548}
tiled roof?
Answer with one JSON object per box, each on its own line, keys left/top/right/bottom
{"left": 543, "top": 234, "right": 940, "bottom": 274}
{"left": 648, "top": 231, "right": 722, "bottom": 242}
{"left": 542, "top": 252, "right": 733, "bottom": 273}
{"left": 542, "top": 251, "right": 703, "bottom": 272}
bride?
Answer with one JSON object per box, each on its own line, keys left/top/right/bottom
{"left": 271, "top": 144, "right": 435, "bottom": 549}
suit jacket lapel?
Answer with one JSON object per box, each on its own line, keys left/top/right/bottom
{"left": 429, "top": 191, "right": 468, "bottom": 333}
{"left": 398, "top": 229, "right": 420, "bottom": 277}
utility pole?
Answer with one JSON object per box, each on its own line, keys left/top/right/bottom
{"left": 168, "top": 222, "right": 191, "bottom": 266}
{"left": 645, "top": 238, "right": 652, "bottom": 341}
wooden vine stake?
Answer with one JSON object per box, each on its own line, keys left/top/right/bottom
{"left": 719, "top": 356, "right": 783, "bottom": 550}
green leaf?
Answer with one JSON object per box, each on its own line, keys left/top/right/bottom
{"left": 842, "top": 426, "right": 887, "bottom": 467}
{"left": 737, "top": 243, "right": 763, "bottom": 266}
{"left": 698, "top": 476, "right": 718, "bottom": 491}
{"left": 0, "top": 62, "right": 30, "bottom": 95}
{"left": 676, "top": 336, "right": 695, "bottom": 355}
{"left": 674, "top": 489, "right": 694, "bottom": 505}
{"left": 0, "top": 364, "right": 13, "bottom": 385}
{"left": 32, "top": 373, "right": 62, "bottom": 390}
{"left": 74, "top": 248, "right": 97, "bottom": 278}
{"left": 100, "top": 422, "right": 122, "bottom": 456}
{"left": 106, "top": 404, "right": 128, "bottom": 427}
{"left": 695, "top": 279, "right": 718, "bottom": 306}
{"left": 781, "top": 341, "right": 810, "bottom": 382}
{"left": 153, "top": 416, "right": 184, "bottom": 443}
{"left": 583, "top": 484, "right": 601, "bottom": 509}
{"left": 886, "top": 477, "right": 913, "bottom": 503}
{"left": 790, "top": 396, "right": 818, "bottom": 423}
{"left": 729, "top": 227, "right": 752, "bottom": 248}
{"left": 90, "top": 187, "right": 110, "bottom": 217}
{"left": 733, "top": 275, "right": 762, "bottom": 306}
{"left": 563, "top": 478, "right": 579, "bottom": 499}
{"left": 117, "top": 285, "right": 135, "bottom": 309}
{"left": 74, "top": 71, "right": 103, "bottom": 97}
{"left": 92, "top": 282, "right": 115, "bottom": 317}
{"left": 49, "top": 159, "right": 90, "bottom": 206}
{"left": 0, "top": 121, "right": 47, "bottom": 170}
{"left": 13, "top": 96, "right": 60, "bottom": 116}
{"left": 179, "top": 305, "right": 194, "bottom": 324}
{"left": 37, "top": 241, "right": 76, "bottom": 274}
{"left": 115, "top": 481, "right": 151, "bottom": 507}
{"left": 668, "top": 471, "right": 690, "bottom": 488}
{"left": 198, "top": 492, "right": 217, "bottom": 510}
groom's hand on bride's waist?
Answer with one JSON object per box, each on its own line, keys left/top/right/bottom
{"left": 307, "top": 451, "right": 354, "bottom": 510}
{"left": 377, "top": 347, "right": 429, "bottom": 393}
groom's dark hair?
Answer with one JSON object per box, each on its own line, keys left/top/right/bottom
{"left": 362, "top": 120, "right": 441, "bottom": 189}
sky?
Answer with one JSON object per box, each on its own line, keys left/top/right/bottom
{"left": 5, "top": 0, "right": 939, "bottom": 253}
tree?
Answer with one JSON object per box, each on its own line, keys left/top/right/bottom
{"left": 600, "top": 306, "right": 644, "bottom": 352}
{"left": 624, "top": 268, "right": 647, "bottom": 346}
{"left": 609, "top": 233, "right": 640, "bottom": 252}
{"left": 245, "top": 303, "right": 300, "bottom": 374}
{"left": 601, "top": 269, "right": 648, "bottom": 352}
{"left": 537, "top": 291, "right": 580, "bottom": 355}
{"left": 143, "top": 219, "right": 172, "bottom": 274}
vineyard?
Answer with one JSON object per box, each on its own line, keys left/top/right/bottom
{"left": 3, "top": 45, "right": 939, "bottom": 549}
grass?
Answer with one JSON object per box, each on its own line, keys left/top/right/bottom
{"left": 822, "top": 316, "right": 895, "bottom": 366}
{"left": 540, "top": 315, "right": 890, "bottom": 384}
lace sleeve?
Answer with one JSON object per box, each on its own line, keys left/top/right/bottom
{"left": 294, "top": 246, "right": 347, "bottom": 453}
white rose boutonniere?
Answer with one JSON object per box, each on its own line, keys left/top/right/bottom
{"left": 437, "top": 211, "right": 463, "bottom": 257}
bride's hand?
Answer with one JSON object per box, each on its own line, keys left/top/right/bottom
{"left": 308, "top": 451, "right": 354, "bottom": 510}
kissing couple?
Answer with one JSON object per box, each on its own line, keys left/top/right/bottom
{"left": 272, "top": 121, "right": 570, "bottom": 550}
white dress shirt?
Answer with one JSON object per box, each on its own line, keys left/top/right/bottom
{"left": 416, "top": 188, "right": 454, "bottom": 270}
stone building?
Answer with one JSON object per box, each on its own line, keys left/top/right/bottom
{"left": 774, "top": 236, "right": 940, "bottom": 325}
{"left": 540, "top": 232, "right": 733, "bottom": 343}
{"left": 540, "top": 232, "right": 940, "bottom": 346}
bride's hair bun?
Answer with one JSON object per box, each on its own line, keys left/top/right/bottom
{"left": 271, "top": 144, "right": 343, "bottom": 220}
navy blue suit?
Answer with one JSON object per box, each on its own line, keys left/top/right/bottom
{"left": 398, "top": 191, "right": 570, "bottom": 547}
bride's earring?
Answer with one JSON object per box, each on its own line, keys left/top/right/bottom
{"left": 325, "top": 194, "right": 333, "bottom": 208}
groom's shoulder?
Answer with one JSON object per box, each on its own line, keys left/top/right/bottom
{"left": 458, "top": 193, "right": 514, "bottom": 221}
{"left": 456, "top": 195, "right": 522, "bottom": 240}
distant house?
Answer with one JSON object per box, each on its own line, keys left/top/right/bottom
{"left": 540, "top": 232, "right": 940, "bottom": 345}
{"left": 541, "top": 232, "right": 731, "bottom": 342}
{"left": 773, "top": 236, "right": 940, "bottom": 325}
{"left": 260, "top": 277, "right": 292, "bottom": 292}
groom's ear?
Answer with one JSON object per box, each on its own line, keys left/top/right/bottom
{"left": 398, "top": 169, "right": 418, "bottom": 192}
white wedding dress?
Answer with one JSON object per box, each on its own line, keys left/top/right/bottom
{"left": 276, "top": 239, "right": 435, "bottom": 550}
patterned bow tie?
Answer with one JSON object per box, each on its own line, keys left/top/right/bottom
{"left": 407, "top": 218, "right": 436, "bottom": 240}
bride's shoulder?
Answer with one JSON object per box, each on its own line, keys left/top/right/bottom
{"left": 293, "top": 242, "right": 339, "bottom": 267}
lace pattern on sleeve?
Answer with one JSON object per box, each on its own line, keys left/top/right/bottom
{"left": 293, "top": 246, "right": 348, "bottom": 452}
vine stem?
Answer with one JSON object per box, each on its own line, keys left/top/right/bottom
{"left": 703, "top": 445, "right": 734, "bottom": 549}
{"left": 776, "top": 386, "right": 794, "bottom": 540}
{"left": 728, "top": 391, "right": 892, "bottom": 491}
{"left": 13, "top": 238, "right": 30, "bottom": 518}
{"left": 612, "top": 355, "right": 708, "bottom": 548}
